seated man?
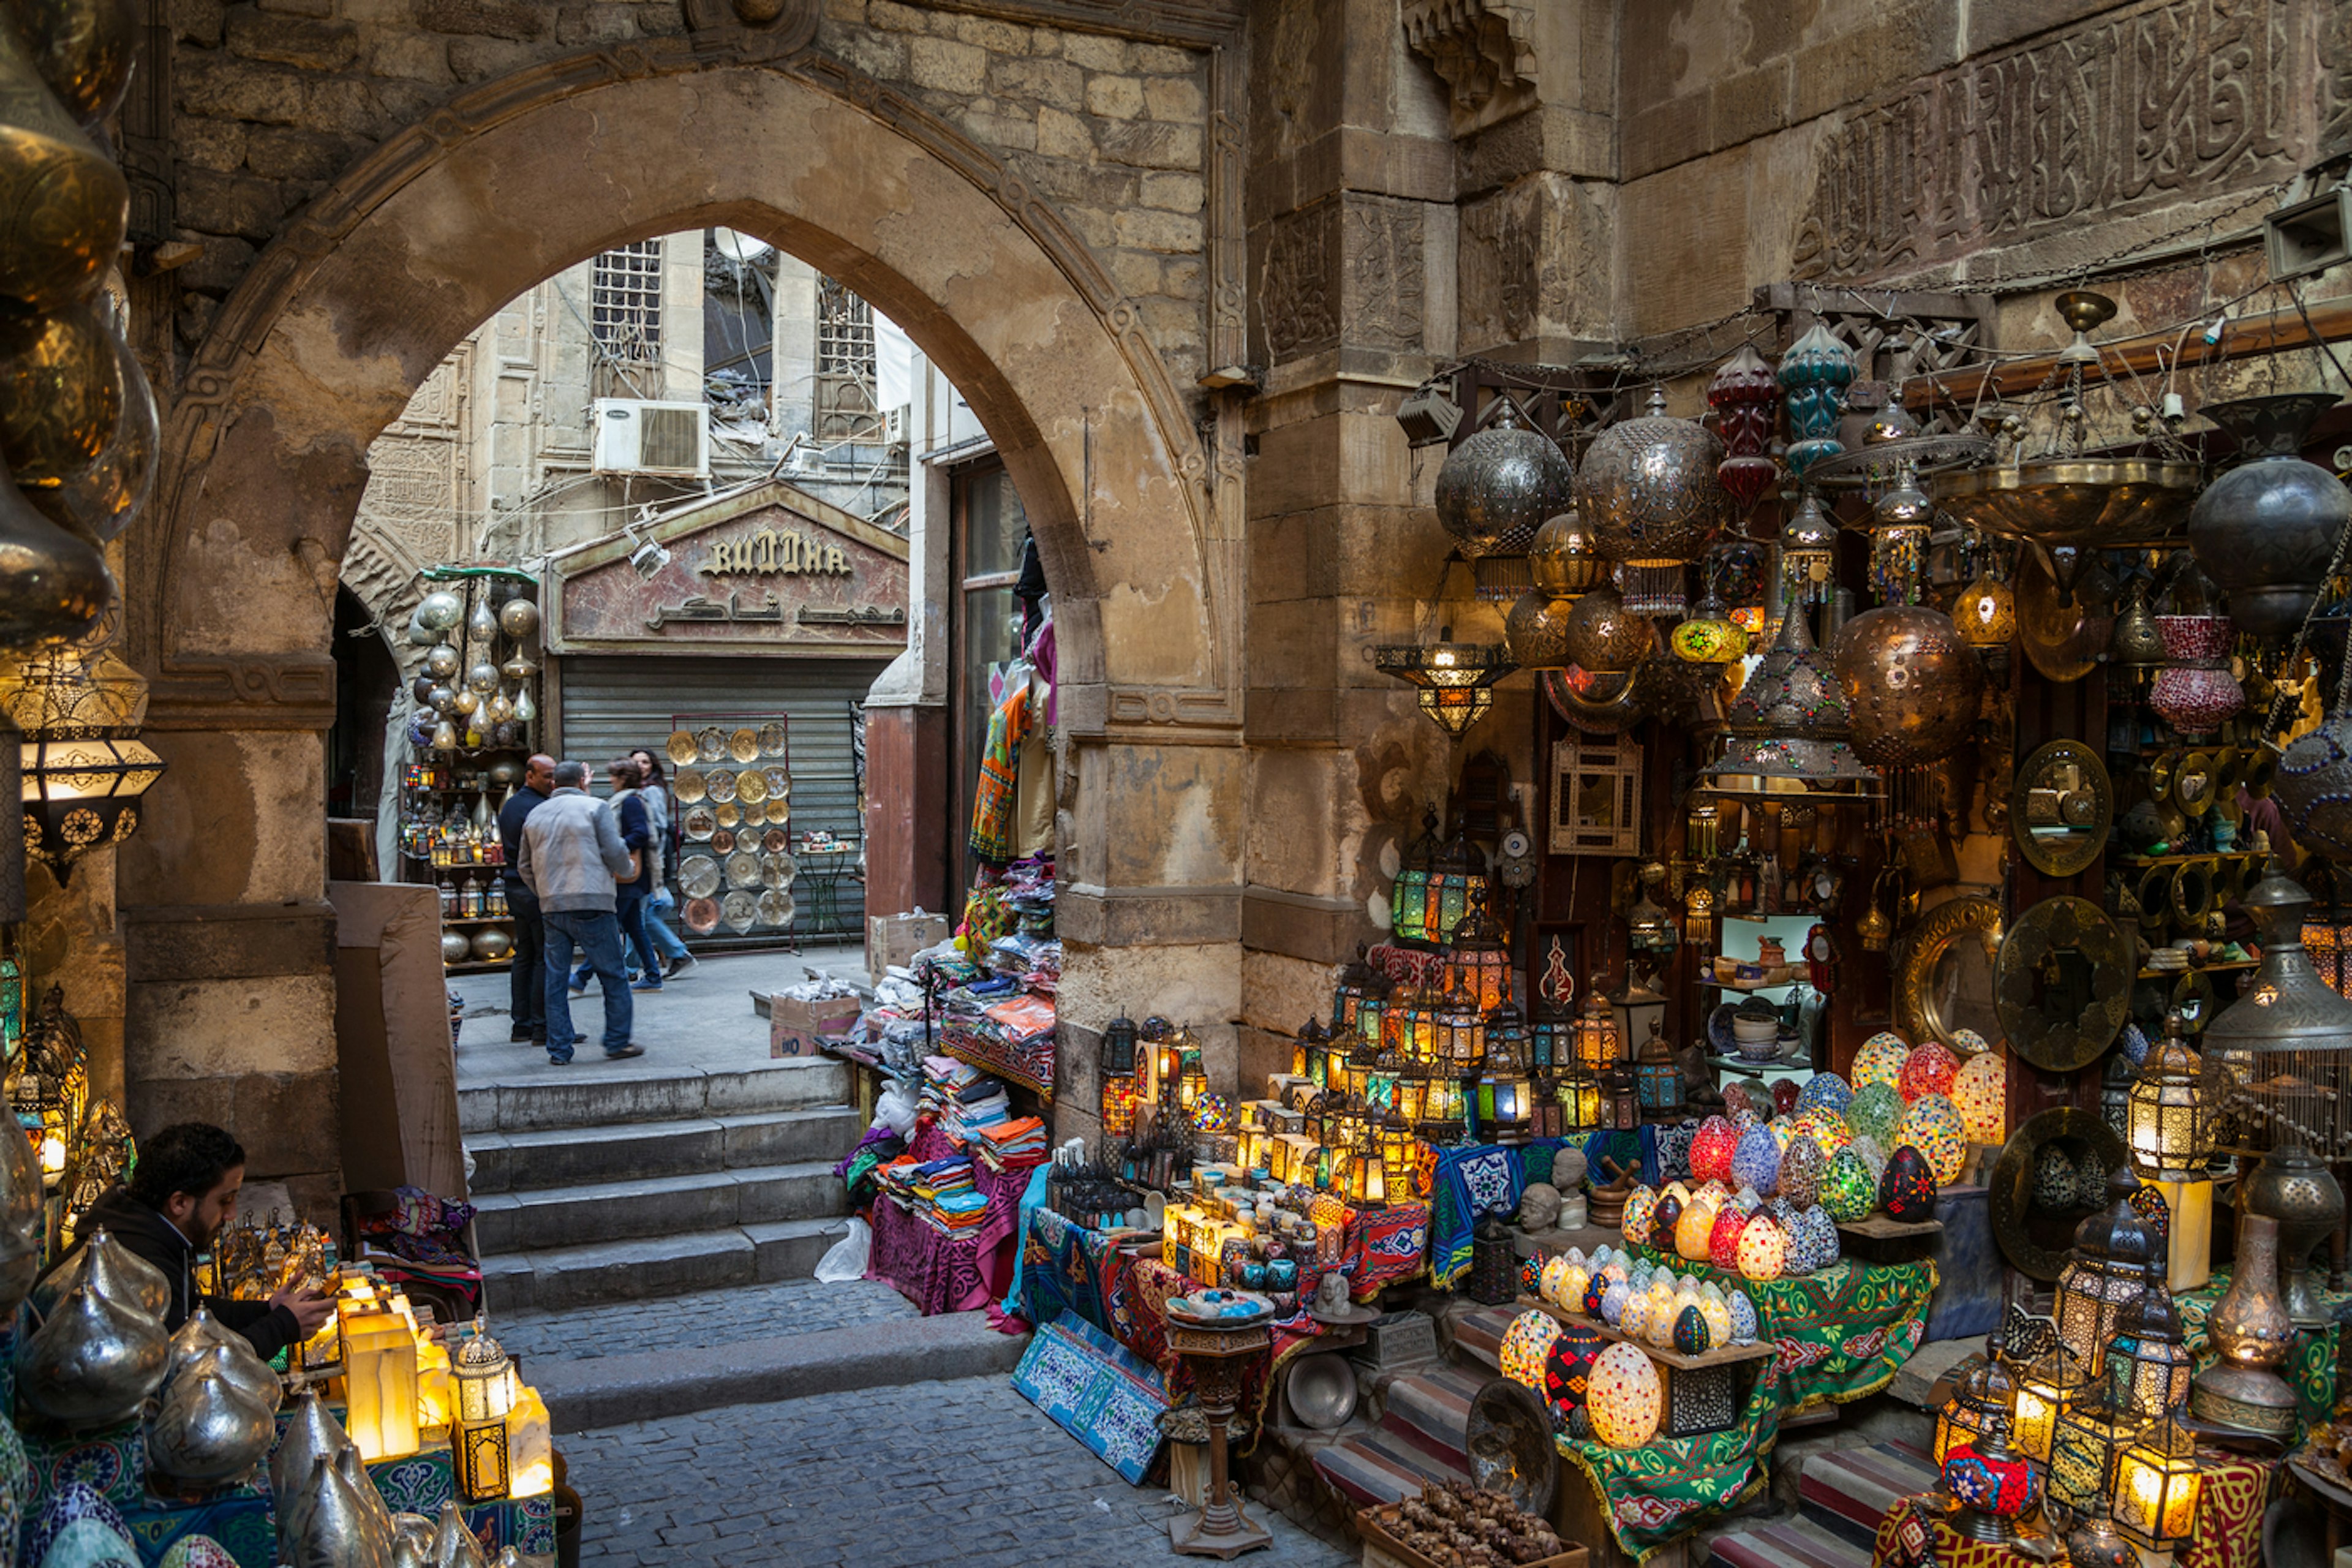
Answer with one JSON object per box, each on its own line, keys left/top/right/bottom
{"left": 48, "top": 1121, "right": 333, "bottom": 1360}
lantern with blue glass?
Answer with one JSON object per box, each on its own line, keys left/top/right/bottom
{"left": 1478, "top": 1003, "right": 1534, "bottom": 1144}
{"left": 1331, "top": 946, "right": 1387, "bottom": 1049}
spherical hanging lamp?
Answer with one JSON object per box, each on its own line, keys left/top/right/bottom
{"left": 1561, "top": 586, "right": 1654, "bottom": 681}
{"left": 1575, "top": 389, "right": 1727, "bottom": 617}
{"left": 1504, "top": 589, "right": 1577, "bottom": 670}
{"left": 1529, "top": 510, "right": 1609, "bottom": 597}
{"left": 1434, "top": 395, "right": 1573, "bottom": 562}
{"left": 1956, "top": 566, "right": 2018, "bottom": 647}
{"left": 2186, "top": 393, "right": 2350, "bottom": 641}
{"left": 1831, "top": 605, "right": 1985, "bottom": 768}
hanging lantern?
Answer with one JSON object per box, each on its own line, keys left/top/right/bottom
{"left": 1864, "top": 460, "right": 1936, "bottom": 605}
{"left": 1577, "top": 388, "right": 1727, "bottom": 618}
{"left": 2105, "top": 1264, "right": 2193, "bottom": 1420}
{"left": 1373, "top": 633, "right": 1513, "bottom": 737}
{"left": 1573, "top": 984, "right": 1621, "bottom": 1074}
{"left": 2149, "top": 613, "right": 2243, "bottom": 736}
{"left": 1831, "top": 605, "right": 1986, "bottom": 769}
{"left": 2053, "top": 1167, "right": 2158, "bottom": 1379}
{"left": 1531, "top": 509, "right": 1609, "bottom": 599}
{"left": 1431, "top": 984, "right": 1485, "bottom": 1075}
{"left": 1624, "top": 863, "right": 1678, "bottom": 954}
{"left": 1956, "top": 562, "right": 2018, "bottom": 647}
{"left": 1425, "top": 826, "right": 1489, "bottom": 948}
{"left": 1778, "top": 491, "right": 1840, "bottom": 609}
{"left": 1778, "top": 321, "right": 1856, "bottom": 477}
{"left": 1635, "top": 1020, "right": 1681, "bottom": 1119}
{"left": 451, "top": 1321, "right": 515, "bottom": 1503}
{"left": 2111, "top": 1420, "right": 2202, "bottom": 1552}
{"left": 2127, "top": 1012, "right": 2217, "bottom": 1176}
{"left": 1672, "top": 585, "right": 1749, "bottom": 665}
{"left": 1445, "top": 902, "right": 1513, "bottom": 1011}
{"left": 12, "top": 984, "right": 84, "bottom": 1183}
{"left": 2204, "top": 876, "right": 2352, "bottom": 1158}
{"left": 1561, "top": 584, "right": 1654, "bottom": 682}
{"left": 0, "top": 642, "right": 166, "bottom": 881}
{"left": 1709, "top": 344, "right": 1781, "bottom": 515}
{"left": 2185, "top": 393, "right": 2351, "bottom": 643}
{"left": 1434, "top": 394, "right": 1573, "bottom": 562}
{"left": 1700, "top": 597, "right": 1879, "bottom": 799}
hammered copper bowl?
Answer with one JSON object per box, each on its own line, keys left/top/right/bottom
{"left": 1832, "top": 605, "right": 1985, "bottom": 767}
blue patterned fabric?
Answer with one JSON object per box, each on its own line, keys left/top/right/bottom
{"left": 1011, "top": 1311, "right": 1169, "bottom": 1483}
{"left": 1428, "top": 1140, "right": 1569, "bottom": 1288}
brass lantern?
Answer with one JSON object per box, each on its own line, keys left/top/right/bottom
{"left": 2010, "top": 1351, "right": 2069, "bottom": 1463}
{"left": 1556, "top": 1063, "right": 1604, "bottom": 1132}
{"left": 451, "top": 1321, "right": 516, "bottom": 1502}
{"left": 11, "top": 984, "right": 84, "bottom": 1183}
{"left": 1390, "top": 809, "right": 1441, "bottom": 944}
{"left": 2112, "top": 1420, "right": 2202, "bottom": 1553}
{"left": 2105, "top": 1263, "right": 2192, "bottom": 1420}
{"left": 1424, "top": 826, "right": 1491, "bottom": 949}
{"left": 1379, "top": 1114, "right": 1420, "bottom": 1197}
{"left": 2054, "top": 1167, "right": 2160, "bottom": 1379}
{"left": 1607, "top": 1060, "right": 1640, "bottom": 1131}
{"left": 1373, "top": 633, "right": 1513, "bottom": 738}
{"left": 1332, "top": 948, "right": 1387, "bottom": 1049}
{"left": 1394, "top": 1063, "right": 1430, "bottom": 1125}
{"left": 1634, "top": 1020, "right": 1683, "bottom": 1119}
{"left": 1382, "top": 982, "right": 1438, "bottom": 1071}
{"left": 1572, "top": 983, "right": 1622, "bottom": 1073}
{"left": 1287, "top": 1015, "right": 1322, "bottom": 1082}
{"left": 2047, "top": 1394, "right": 2139, "bottom": 1517}
{"left": 1101, "top": 1012, "right": 1139, "bottom": 1140}
{"left": 1479, "top": 1006, "right": 1533, "bottom": 1144}
{"left": 1432, "top": 984, "right": 1485, "bottom": 1074}
{"left": 1935, "top": 1327, "right": 2018, "bottom": 1464}
{"left": 2127, "top": 1012, "right": 2217, "bottom": 1176}
{"left": 1420, "top": 1073, "right": 1467, "bottom": 1142}
{"left": 1348, "top": 1117, "right": 1390, "bottom": 1207}
{"left": 1529, "top": 1001, "right": 1569, "bottom": 1072}
{"left": 1446, "top": 902, "right": 1514, "bottom": 1012}
{"left": 0, "top": 642, "right": 166, "bottom": 882}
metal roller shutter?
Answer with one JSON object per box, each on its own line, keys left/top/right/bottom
{"left": 554, "top": 654, "right": 888, "bottom": 938}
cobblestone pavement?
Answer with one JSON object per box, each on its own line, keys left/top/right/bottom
{"left": 500, "top": 1277, "right": 920, "bottom": 1368}
{"left": 565, "top": 1374, "right": 1354, "bottom": 1567}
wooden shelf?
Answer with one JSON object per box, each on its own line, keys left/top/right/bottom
{"left": 1515, "top": 1295, "right": 1779, "bottom": 1370}
{"left": 1834, "top": 1215, "right": 1944, "bottom": 1240}
{"left": 1697, "top": 978, "right": 1796, "bottom": 992}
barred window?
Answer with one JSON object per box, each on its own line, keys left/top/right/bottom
{"left": 590, "top": 240, "right": 664, "bottom": 366}
{"left": 816, "top": 277, "right": 875, "bottom": 382}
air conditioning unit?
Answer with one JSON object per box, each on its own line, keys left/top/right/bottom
{"left": 591, "top": 399, "right": 709, "bottom": 478}
{"left": 884, "top": 405, "right": 910, "bottom": 448}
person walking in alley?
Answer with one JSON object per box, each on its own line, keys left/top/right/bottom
{"left": 499, "top": 753, "right": 556, "bottom": 1045}
{"left": 519, "top": 759, "right": 641, "bottom": 1062}
{"left": 605, "top": 756, "right": 665, "bottom": 993}
{"left": 630, "top": 748, "right": 698, "bottom": 980}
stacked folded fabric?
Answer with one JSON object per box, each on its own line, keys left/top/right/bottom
{"left": 970, "top": 1114, "right": 1048, "bottom": 1172}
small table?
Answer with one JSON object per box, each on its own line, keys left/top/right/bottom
{"left": 1164, "top": 1291, "right": 1277, "bottom": 1559}
{"left": 793, "top": 837, "right": 859, "bottom": 938}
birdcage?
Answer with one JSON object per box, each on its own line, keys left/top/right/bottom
{"left": 2205, "top": 876, "right": 2352, "bottom": 1158}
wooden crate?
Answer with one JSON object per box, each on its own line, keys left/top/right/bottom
{"left": 1357, "top": 1504, "right": 1590, "bottom": 1568}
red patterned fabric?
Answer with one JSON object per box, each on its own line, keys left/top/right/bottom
{"left": 865, "top": 1122, "right": 1031, "bottom": 1315}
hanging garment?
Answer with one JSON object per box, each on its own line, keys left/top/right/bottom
{"left": 968, "top": 687, "right": 1031, "bottom": 865}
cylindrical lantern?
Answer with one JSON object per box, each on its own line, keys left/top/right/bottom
{"left": 1635, "top": 1021, "right": 1682, "bottom": 1119}
{"left": 2113, "top": 1420, "right": 2202, "bottom": 1552}
{"left": 342, "top": 1310, "right": 421, "bottom": 1463}
{"left": 2127, "top": 1013, "right": 2215, "bottom": 1176}
{"left": 2010, "top": 1353, "right": 2067, "bottom": 1463}
{"left": 452, "top": 1322, "right": 516, "bottom": 1503}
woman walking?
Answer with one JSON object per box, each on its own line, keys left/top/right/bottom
{"left": 631, "top": 748, "right": 698, "bottom": 979}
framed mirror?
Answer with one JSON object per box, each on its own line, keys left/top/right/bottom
{"left": 1896, "top": 895, "right": 2005, "bottom": 1054}
{"left": 2170, "top": 857, "right": 2217, "bottom": 926}
{"left": 2011, "top": 739, "right": 2113, "bottom": 878}
{"left": 1996, "top": 896, "right": 2133, "bottom": 1072}
{"left": 2174, "top": 750, "right": 2217, "bottom": 817}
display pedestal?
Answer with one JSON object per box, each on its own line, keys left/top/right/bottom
{"left": 1166, "top": 1311, "right": 1273, "bottom": 1559}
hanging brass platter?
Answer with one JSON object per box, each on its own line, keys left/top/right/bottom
{"left": 1994, "top": 895, "right": 2132, "bottom": 1072}
{"left": 1988, "top": 1107, "right": 2130, "bottom": 1280}
{"left": 736, "top": 769, "right": 768, "bottom": 805}
{"left": 684, "top": 896, "right": 721, "bottom": 934}
{"left": 678, "top": 855, "right": 722, "bottom": 899}
{"left": 715, "top": 802, "right": 741, "bottom": 829}
{"left": 763, "top": 766, "right": 789, "bottom": 799}
{"left": 666, "top": 730, "right": 698, "bottom": 767}
{"left": 765, "top": 798, "right": 791, "bottom": 825}
{"left": 2010, "top": 739, "right": 2110, "bottom": 880}
{"left": 759, "top": 722, "right": 788, "bottom": 756}
{"left": 711, "top": 827, "right": 736, "bottom": 855}
{"left": 757, "top": 889, "right": 795, "bottom": 928}
{"left": 682, "top": 807, "right": 717, "bottom": 842}
{"left": 695, "top": 726, "right": 728, "bottom": 762}
{"left": 721, "top": 891, "right": 758, "bottom": 932}
{"left": 726, "top": 850, "right": 763, "bottom": 889}
{"left": 1894, "top": 894, "right": 2004, "bottom": 1054}
{"left": 763, "top": 851, "right": 797, "bottom": 887}
{"left": 2016, "top": 549, "right": 2113, "bottom": 684}
{"left": 730, "top": 727, "right": 761, "bottom": 764}
{"left": 706, "top": 769, "right": 737, "bottom": 804}
{"left": 673, "top": 768, "right": 708, "bottom": 805}
{"left": 761, "top": 827, "right": 791, "bottom": 854}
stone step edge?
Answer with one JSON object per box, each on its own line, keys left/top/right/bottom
{"left": 537, "top": 1310, "right": 1028, "bottom": 1433}
{"left": 473, "top": 1103, "right": 862, "bottom": 1152}
{"left": 472, "top": 1158, "right": 844, "bottom": 1213}
{"left": 480, "top": 1216, "right": 844, "bottom": 1273}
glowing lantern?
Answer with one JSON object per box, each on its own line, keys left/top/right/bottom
{"left": 2105, "top": 1264, "right": 2192, "bottom": 1419}
{"left": 1446, "top": 904, "right": 1514, "bottom": 1012}
{"left": 2127, "top": 1014, "right": 2215, "bottom": 1175}
{"left": 1935, "top": 1329, "right": 2017, "bottom": 1464}
{"left": 1853, "top": 1031, "right": 1909, "bottom": 1093}
{"left": 1952, "top": 1050, "right": 2007, "bottom": 1145}
{"left": 2010, "top": 1356, "right": 2064, "bottom": 1461}
{"left": 508, "top": 1385, "right": 553, "bottom": 1499}
{"left": 2113, "top": 1420, "right": 2201, "bottom": 1552}
{"left": 1573, "top": 984, "right": 1621, "bottom": 1072}
{"left": 1900, "top": 1041, "right": 1958, "bottom": 1103}
{"left": 1896, "top": 1093, "right": 1966, "bottom": 1185}
{"left": 1499, "top": 1309, "right": 1561, "bottom": 1390}
{"left": 1735, "top": 1216, "right": 1785, "bottom": 1282}
{"left": 2054, "top": 1169, "right": 2157, "bottom": 1379}
{"left": 1587, "top": 1341, "right": 1663, "bottom": 1449}
{"left": 453, "top": 1321, "right": 516, "bottom": 1502}
{"left": 342, "top": 1309, "right": 421, "bottom": 1462}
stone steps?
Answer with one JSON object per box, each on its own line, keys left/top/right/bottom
{"left": 459, "top": 1055, "right": 851, "bottom": 1134}
{"left": 1702, "top": 1442, "right": 1939, "bottom": 1568}
{"left": 483, "top": 1217, "right": 846, "bottom": 1314}
{"left": 470, "top": 1161, "right": 848, "bottom": 1252}
{"left": 467, "top": 1107, "right": 861, "bottom": 1193}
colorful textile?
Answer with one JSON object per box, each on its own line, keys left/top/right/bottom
{"left": 1566, "top": 1245, "right": 1938, "bottom": 1561}
{"left": 1017, "top": 1205, "right": 1128, "bottom": 1333}
{"left": 1428, "top": 1141, "right": 1564, "bottom": 1287}
{"left": 1349, "top": 1202, "right": 1432, "bottom": 1296}
{"left": 967, "top": 688, "right": 1029, "bottom": 865}
{"left": 2177, "top": 1268, "right": 2348, "bottom": 1428}
{"left": 1868, "top": 1455, "right": 2271, "bottom": 1568}
{"left": 1011, "top": 1311, "right": 1169, "bottom": 1483}
{"left": 865, "top": 1123, "right": 1030, "bottom": 1314}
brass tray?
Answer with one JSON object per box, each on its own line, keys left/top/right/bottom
{"left": 729, "top": 727, "right": 760, "bottom": 764}
{"left": 673, "top": 768, "right": 707, "bottom": 805}
{"left": 726, "top": 850, "right": 763, "bottom": 889}
{"left": 707, "top": 769, "right": 737, "bottom": 804}
{"left": 666, "top": 730, "right": 698, "bottom": 767}
{"left": 677, "top": 855, "right": 722, "bottom": 899}
{"left": 736, "top": 769, "right": 768, "bottom": 805}
{"left": 758, "top": 722, "right": 787, "bottom": 756}
{"left": 756, "top": 889, "right": 795, "bottom": 928}
{"left": 721, "top": 890, "right": 758, "bottom": 932}
{"left": 683, "top": 896, "right": 720, "bottom": 934}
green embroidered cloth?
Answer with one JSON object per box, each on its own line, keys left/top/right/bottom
{"left": 2176, "top": 1268, "right": 2347, "bottom": 1428}
{"left": 1558, "top": 1243, "right": 1940, "bottom": 1562}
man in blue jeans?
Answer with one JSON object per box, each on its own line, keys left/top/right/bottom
{"left": 516, "top": 760, "right": 641, "bottom": 1063}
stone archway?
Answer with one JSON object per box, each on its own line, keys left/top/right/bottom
{"left": 116, "top": 17, "right": 1248, "bottom": 1192}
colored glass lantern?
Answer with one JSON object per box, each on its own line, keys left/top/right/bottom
{"left": 1348, "top": 1117, "right": 1389, "bottom": 1206}
{"left": 1634, "top": 1020, "right": 1682, "bottom": 1118}
{"left": 2048, "top": 1396, "right": 2136, "bottom": 1517}
{"left": 342, "top": 1308, "right": 421, "bottom": 1463}
{"left": 2128, "top": 1013, "right": 2216, "bottom": 1175}
{"left": 1479, "top": 1006, "right": 1533, "bottom": 1142}
{"left": 2113, "top": 1420, "right": 2201, "bottom": 1552}
{"left": 1573, "top": 983, "right": 1622, "bottom": 1073}
{"left": 1935, "top": 1327, "right": 2017, "bottom": 1464}
{"left": 1951, "top": 1049, "right": 2007, "bottom": 1145}
{"left": 1373, "top": 635, "right": 1513, "bottom": 737}
{"left": 1427, "top": 826, "right": 1489, "bottom": 948}
{"left": 1896, "top": 1094, "right": 1967, "bottom": 1185}
{"left": 1393, "top": 1064, "right": 1428, "bottom": 1125}
{"left": 1383, "top": 984, "right": 1437, "bottom": 1069}
{"left": 1956, "top": 567, "right": 2017, "bottom": 647}
{"left": 2054, "top": 1168, "right": 2158, "bottom": 1379}
{"left": 1433, "top": 984, "right": 1485, "bottom": 1073}
{"left": 1380, "top": 1114, "right": 1419, "bottom": 1189}
{"left": 2105, "top": 1264, "right": 2192, "bottom": 1420}
{"left": 1607, "top": 1061, "right": 1640, "bottom": 1131}
{"left": 1778, "top": 320, "right": 1856, "bottom": 476}
{"left": 1422, "top": 1071, "right": 1467, "bottom": 1137}
{"left": 1332, "top": 949, "right": 1387, "bottom": 1046}
{"left": 2010, "top": 1354, "right": 2066, "bottom": 1463}
{"left": 452, "top": 1321, "right": 515, "bottom": 1503}
{"left": 1587, "top": 1341, "right": 1663, "bottom": 1449}
{"left": 1557, "top": 1063, "right": 1603, "bottom": 1131}
{"left": 1447, "top": 903, "right": 1514, "bottom": 1012}
{"left": 1529, "top": 1003, "right": 1569, "bottom": 1071}
{"left": 1389, "top": 809, "right": 1439, "bottom": 944}
{"left": 1101, "top": 1012, "right": 1140, "bottom": 1139}
{"left": 1289, "top": 1015, "right": 1325, "bottom": 1083}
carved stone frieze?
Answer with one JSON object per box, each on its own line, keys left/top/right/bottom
{"left": 1343, "top": 196, "right": 1425, "bottom": 352}
{"left": 1259, "top": 199, "right": 1339, "bottom": 361}
{"left": 1402, "top": 0, "right": 1540, "bottom": 136}
{"left": 1257, "top": 194, "right": 1425, "bottom": 363}
{"left": 1793, "top": 0, "right": 2297, "bottom": 281}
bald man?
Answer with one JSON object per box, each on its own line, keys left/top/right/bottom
{"left": 499, "top": 753, "right": 559, "bottom": 1046}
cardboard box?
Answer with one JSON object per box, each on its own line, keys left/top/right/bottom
{"left": 867, "top": 911, "right": 952, "bottom": 979}
{"left": 770, "top": 994, "right": 864, "bottom": 1058}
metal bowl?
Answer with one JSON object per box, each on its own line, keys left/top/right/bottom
{"left": 1283, "top": 1352, "right": 1357, "bottom": 1431}
{"left": 684, "top": 896, "right": 721, "bottom": 934}
{"left": 1464, "top": 1376, "right": 1558, "bottom": 1518}
{"left": 1938, "top": 458, "right": 2200, "bottom": 549}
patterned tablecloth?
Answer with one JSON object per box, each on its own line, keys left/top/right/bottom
{"left": 864, "top": 1121, "right": 1033, "bottom": 1315}
{"left": 1866, "top": 1452, "right": 2272, "bottom": 1568}
{"left": 2177, "top": 1267, "right": 2348, "bottom": 1427}
{"left": 1561, "top": 1243, "right": 1940, "bottom": 1562}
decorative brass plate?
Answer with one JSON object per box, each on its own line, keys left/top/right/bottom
{"left": 678, "top": 855, "right": 722, "bottom": 899}
{"left": 765, "top": 798, "right": 791, "bottom": 825}
{"left": 2011, "top": 739, "right": 2110, "bottom": 879}
{"left": 736, "top": 769, "right": 767, "bottom": 805}
{"left": 726, "top": 850, "right": 763, "bottom": 889}
{"left": 711, "top": 827, "right": 735, "bottom": 855}
{"left": 673, "top": 769, "right": 707, "bottom": 805}
{"left": 666, "top": 730, "right": 698, "bottom": 767}
{"left": 729, "top": 727, "right": 760, "bottom": 764}
{"left": 2133, "top": 864, "right": 2174, "bottom": 933}
{"left": 1896, "top": 894, "right": 2005, "bottom": 1053}
{"left": 683, "top": 896, "right": 720, "bottom": 934}
{"left": 2171, "top": 856, "right": 2217, "bottom": 925}
{"left": 1988, "top": 1107, "right": 2130, "bottom": 1280}
{"left": 759, "top": 722, "right": 787, "bottom": 756}
{"left": 695, "top": 726, "right": 727, "bottom": 763}
{"left": 1995, "top": 895, "right": 2132, "bottom": 1072}
{"left": 761, "top": 827, "right": 790, "bottom": 854}
{"left": 762, "top": 851, "right": 797, "bottom": 888}
{"left": 681, "top": 807, "right": 716, "bottom": 842}
{"left": 721, "top": 890, "right": 759, "bottom": 932}
{"left": 763, "top": 766, "right": 789, "bottom": 799}
{"left": 715, "top": 801, "right": 740, "bottom": 829}
{"left": 756, "top": 889, "right": 795, "bottom": 927}
{"left": 2242, "top": 748, "right": 2277, "bottom": 798}
{"left": 2175, "top": 750, "right": 2217, "bottom": 816}
{"left": 707, "top": 769, "right": 737, "bottom": 804}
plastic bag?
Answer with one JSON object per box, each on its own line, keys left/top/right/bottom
{"left": 874, "top": 1082, "right": 918, "bottom": 1136}
{"left": 814, "top": 1218, "right": 870, "bottom": 1283}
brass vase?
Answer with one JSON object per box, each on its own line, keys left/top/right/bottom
{"left": 2241, "top": 1141, "right": 2344, "bottom": 1325}
{"left": 164, "top": 1305, "right": 282, "bottom": 1415}
{"left": 0, "top": 13, "right": 127, "bottom": 313}
{"left": 271, "top": 1387, "right": 353, "bottom": 1502}
{"left": 2191, "top": 1208, "right": 2299, "bottom": 1436}
{"left": 10, "top": 0, "right": 139, "bottom": 129}
{"left": 0, "top": 451, "right": 107, "bottom": 646}
{"left": 31, "top": 1223, "right": 167, "bottom": 1320}
{"left": 145, "top": 1343, "right": 277, "bottom": 1488}
{"left": 15, "top": 1275, "right": 167, "bottom": 1428}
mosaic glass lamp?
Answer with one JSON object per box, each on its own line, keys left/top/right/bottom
{"left": 1373, "top": 633, "right": 1513, "bottom": 737}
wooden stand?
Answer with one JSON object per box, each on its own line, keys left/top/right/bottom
{"left": 1166, "top": 1311, "right": 1274, "bottom": 1558}
{"left": 1517, "top": 1296, "right": 1777, "bottom": 1438}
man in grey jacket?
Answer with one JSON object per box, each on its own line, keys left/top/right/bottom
{"left": 518, "top": 760, "right": 642, "bottom": 1063}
